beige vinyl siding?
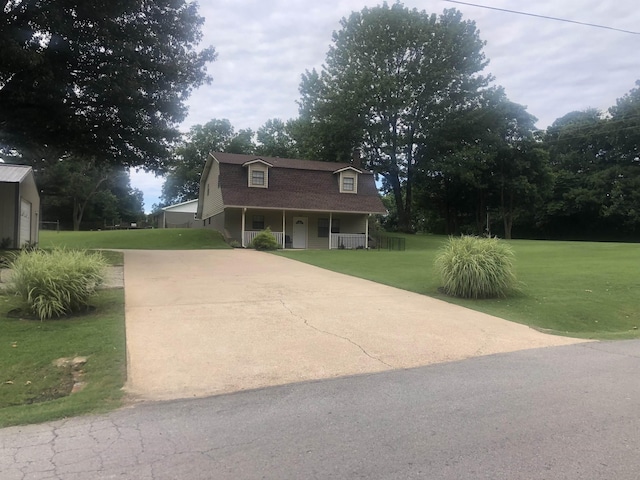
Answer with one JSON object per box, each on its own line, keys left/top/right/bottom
{"left": 307, "top": 214, "right": 329, "bottom": 249}
{"left": 201, "top": 159, "right": 224, "bottom": 219}
{"left": 210, "top": 211, "right": 225, "bottom": 232}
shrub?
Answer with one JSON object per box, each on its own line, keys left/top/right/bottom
{"left": 250, "top": 228, "right": 279, "bottom": 251}
{"left": 435, "top": 235, "right": 517, "bottom": 299}
{"left": 6, "top": 249, "right": 108, "bottom": 320}
{"left": 228, "top": 240, "right": 242, "bottom": 248}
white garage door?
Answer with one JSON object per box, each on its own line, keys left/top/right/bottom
{"left": 19, "top": 199, "right": 31, "bottom": 246}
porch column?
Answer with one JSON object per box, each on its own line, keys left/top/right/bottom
{"left": 282, "top": 210, "right": 286, "bottom": 249}
{"left": 241, "top": 208, "right": 246, "bottom": 247}
{"left": 365, "top": 215, "right": 369, "bottom": 249}
{"left": 328, "top": 212, "right": 333, "bottom": 250}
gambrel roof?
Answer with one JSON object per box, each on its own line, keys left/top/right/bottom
{"left": 206, "top": 152, "right": 386, "bottom": 214}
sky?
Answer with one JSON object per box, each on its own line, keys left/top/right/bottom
{"left": 131, "top": 0, "right": 640, "bottom": 212}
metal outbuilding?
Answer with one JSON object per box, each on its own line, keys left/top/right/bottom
{"left": 0, "top": 164, "right": 40, "bottom": 248}
{"left": 157, "top": 199, "right": 201, "bottom": 228}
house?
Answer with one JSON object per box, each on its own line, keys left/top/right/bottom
{"left": 156, "top": 199, "right": 201, "bottom": 229}
{"left": 195, "top": 152, "right": 387, "bottom": 249}
{"left": 0, "top": 164, "right": 40, "bottom": 248}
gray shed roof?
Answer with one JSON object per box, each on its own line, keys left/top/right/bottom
{"left": 0, "top": 164, "right": 32, "bottom": 183}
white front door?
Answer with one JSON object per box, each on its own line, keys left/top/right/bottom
{"left": 19, "top": 199, "right": 31, "bottom": 246}
{"left": 292, "top": 217, "right": 307, "bottom": 249}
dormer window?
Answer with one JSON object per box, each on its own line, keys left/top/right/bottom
{"left": 243, "top": 158, "right": 273, "bottom": 189}
{"left": 251, "top": 170, "right": 265, "bottom": 186}
{"left": 333, "top": 166, "right": 361, "bottom": 194}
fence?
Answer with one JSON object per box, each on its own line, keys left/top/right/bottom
{"left": 375, "top": 234, "right": 406, "bottom": 251}
{"left": 330, "top": 233, "right": 367, "bottom": 249}
{"left": 244, "top": 230, "right": 284, "bottom": 246}
{"left": 40, "top": 220, "right": 60, "bottom": 232}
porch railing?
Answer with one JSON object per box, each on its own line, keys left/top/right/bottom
{"left": 244, "top": 230, "right": 283, "bottom": 246}
{"left": 330, "top": 233, "right": 367, "bottom": 249}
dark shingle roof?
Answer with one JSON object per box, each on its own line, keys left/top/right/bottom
{"left": 212, "top": 152, "right": 386, "bottom": 214}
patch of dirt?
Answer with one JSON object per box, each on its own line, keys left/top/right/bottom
{"left": 24, "top": 367, "right": 75, "bottom": 404}
{"left": 24, "top": 357, "right": 89, "bottom": 404}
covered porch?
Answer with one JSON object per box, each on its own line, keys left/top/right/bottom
{"left": 236, "top": 208, "right": 371, "bottom": 249}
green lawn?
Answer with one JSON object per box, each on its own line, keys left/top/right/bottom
{"left": 0, "top": 227, "right": 228, "bottom": 427}
{"left": 277, "top": 235, "right": 640, "bottom": 339}
{"left": 39, "top": 228, "right": 230, "bottom": 250}
{"left": 0, "top": 289, "right": 126, "bottom": 428}
{"left": 2, "top": 231, "right": 636, "bottom": 427}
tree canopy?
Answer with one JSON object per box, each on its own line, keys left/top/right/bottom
{"left": 541, "top": 82, "right": 640, "bottom": 239}
{"left": 0, "top": 0, "right": 216, "bottom": 169}
{"left": 298, "top": 4, "right": 491, "bottom": 231}
{"left": 37, "top": 156, "right": 144, "bottom": 230}
{"left": 160, "top": 119, "right": 255, "bottom": 206}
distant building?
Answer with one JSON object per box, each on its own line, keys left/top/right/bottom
{"left": 0, "top": 164, "right": 40, "bottom": 248}
{"left": 156, "top": 199, "right": 201, "bottom": 229}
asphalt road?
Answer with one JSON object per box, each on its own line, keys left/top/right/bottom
{"left": 3, "top": 340, "right": 640, "bottom": 479}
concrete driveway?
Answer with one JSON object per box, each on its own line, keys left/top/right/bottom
{"left": 124, "top": 250, "right": 585, "bottom": 401}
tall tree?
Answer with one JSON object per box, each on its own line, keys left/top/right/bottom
{"left": 255, "top": 118, "right": 300, "bottom": 158}
{"left": 161, "top": 119, "right": 255, "bottom": 205}
{"left": 541, "top": 110, "right": 603, "bottom": 237}
{"left": 542, "top": 82, "right": 640, "bottom": 240}
{"left": 0, "top": 0, "right": 215, "bottom": 169}
{"left": 298, "top": 4, "right": 491, "bottom": 232}
{"left": 416, "top": 87, "right": 549, "bottom": 238}
{"left": 37, "top": 157, "right": 144, "bottom": 230}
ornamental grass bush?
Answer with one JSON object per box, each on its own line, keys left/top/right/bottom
{"left": 7, "top": 248, "right": 108, "bottom": 320}
{"left": 435, "top": 235, "right": 517, "bottom": 299}
{"left": 250, "top": 228, "right": 279, "bottom": 251}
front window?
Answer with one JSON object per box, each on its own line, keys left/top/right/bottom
{"left": 318, "top": 218, "right": 340, "bottom": 237}
{"left": 342, "top": 176, "right": 355, "bottom": 191}
{"left": 252, "top": 215, "right": 265, "bottom": 230}
{"left": 318, "top": 218, "right": 329, "bottom": 238}
{"left": 251, "top": 170, "right": 265, "bottom": 186}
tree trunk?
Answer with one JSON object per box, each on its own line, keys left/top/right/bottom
{"left": 403, "top": 154, "right": 414, "bottom": 234}
{"left": 442, "top": 178, "right": 456, "bottom": 235}
{"left": 501, "top": 187, "right": 513, "bottom": 239}
{"left": 388, "top": 172, "right": 410, "bottom": 232}
{"left": 72, "top": 174, "right": 109, "bottom": 231}
{"left": 475, "top": 189, "right": 486, "bottom": 235}
{"left": 72, "top": 197, "right": 85, "bottom": 231}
